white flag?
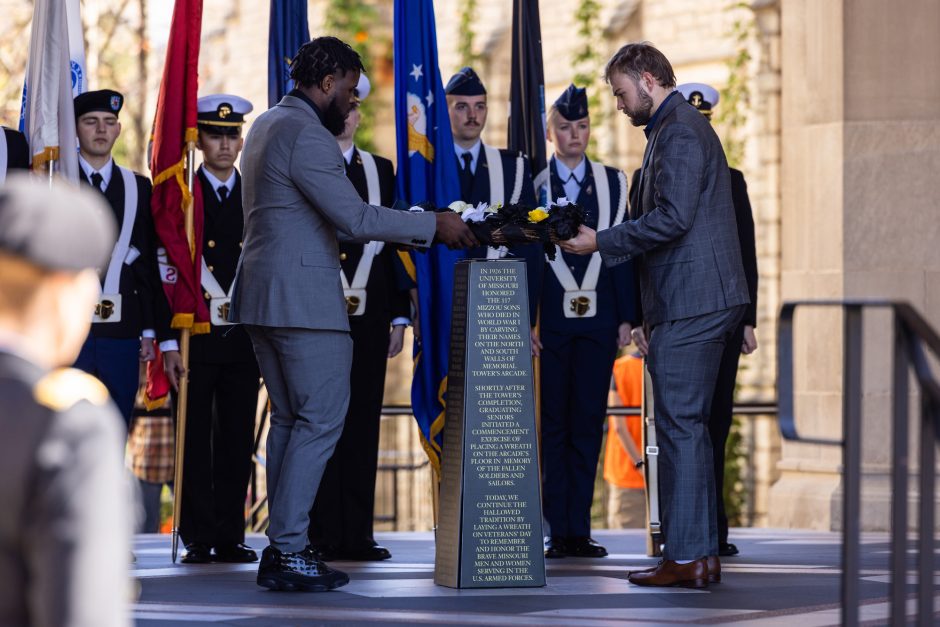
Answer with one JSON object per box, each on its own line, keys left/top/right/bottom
{"left": 23, "top": 0, "right": 86, "bottom": 182}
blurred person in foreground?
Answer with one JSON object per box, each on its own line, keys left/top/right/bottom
{"left": 561, "top": 42, "right": 749, "bottom": 588}
{"left": 0, "top": 175, "right": 131, "bottom": 626}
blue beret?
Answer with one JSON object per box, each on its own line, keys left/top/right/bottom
{"left": 445, "top": 67, "right": 486, "bottom": 96}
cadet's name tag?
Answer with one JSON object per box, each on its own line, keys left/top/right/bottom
{"left": 344, "top": 288, "right": 367, "bottom": 317}
{"left": 564, "top": 290, "right": 597, "bottom": 319}
{"left": 211, "top": 297, "right": 234, "bottom": 326}
{"left": 93, "top": 294, "right": 123, "bottom": 323}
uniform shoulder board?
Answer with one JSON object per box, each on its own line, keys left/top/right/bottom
{"left": 33, "top": 368, "right": 109, "bottom": 411}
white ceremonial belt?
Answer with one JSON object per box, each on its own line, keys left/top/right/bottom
{"left": 201, "top": 256, "right": 234, "bottom": 326}
{"left": 343, "top": 288, "right": 367, "bottom": 316}
{"left": 93, "top": 294, "right": 122, "bottom": 323}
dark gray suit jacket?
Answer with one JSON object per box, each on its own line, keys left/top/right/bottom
{"left": 597, "top": 94, "right": 749, "bottom": 326}
{"left": 231, "top": 95, "right": 437, "bottom": 332}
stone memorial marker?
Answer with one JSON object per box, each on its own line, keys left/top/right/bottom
{"left": 435, "top": 259, "right": 546, "bottom": 588}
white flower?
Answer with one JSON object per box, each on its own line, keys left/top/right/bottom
{"left": 554, "top": 196, "right": 571, "bottom": 207}
{"left": 461, "top": 203, "right": 488, "bottom": 223}
{"left": 448, "top": 200, "right": 471, "bottom": 214}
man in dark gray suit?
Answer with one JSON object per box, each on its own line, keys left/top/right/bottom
{"left": 561, "top": 42, "right": 749, "bottom": 588}
{"left": 231, "top": 37, "right": 475, "bottom": 592}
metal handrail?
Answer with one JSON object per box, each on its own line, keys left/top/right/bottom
{"left": 777, "top": 300, "right": 940, "bottom": 627}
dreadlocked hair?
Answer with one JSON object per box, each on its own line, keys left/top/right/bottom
{"left": 289, "top": 36, "right": 365, "bottom": 89}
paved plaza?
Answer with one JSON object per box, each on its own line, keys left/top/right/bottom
{"left": 131, "top": 528, "right": 939, "bottom": 625}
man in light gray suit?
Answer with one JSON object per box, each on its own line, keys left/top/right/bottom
{"left": 231, "top": 37, "right": 476, "bottom": 592}
{"left": 561, "top": 42, "right": 749, "bottom": 588}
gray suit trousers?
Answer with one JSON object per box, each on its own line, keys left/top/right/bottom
{"left": 246, "top": 325, "right": 353, "bottom": 553}
{"left": 646, "top": 305, "right": 744, "bottom": 560}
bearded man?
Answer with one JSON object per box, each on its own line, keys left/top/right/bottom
{"left": 231, "top": 36, "right": 475, "bottom": 592}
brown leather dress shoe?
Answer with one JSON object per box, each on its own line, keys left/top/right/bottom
{"left": 706, "top": 555, "right": 721, "bottom": 583}
{"left": 627, "top": 558, "right": 709, "bottom": 588}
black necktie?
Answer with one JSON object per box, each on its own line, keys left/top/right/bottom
{"left": 91, "top": 172, "right": 104, "bottom": 191}
{"left": 459, "top": 152, "right": 473, "bottom": 199}
{"left": 218, "top": 185, "right": 228, "bottom": 202}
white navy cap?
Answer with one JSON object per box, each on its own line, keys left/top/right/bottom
{"left": 677, "top": 83, "right": 719, "bottom": 116}
{"left": 355, "top": 74, "right": 371, "bottom": 101}
{"left": 197, "top": 94, "right": 254, "bottom": 133}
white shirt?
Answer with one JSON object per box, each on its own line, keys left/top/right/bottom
{"left": 553, "top": 155, "right": 587, "bottom": 203}
{"left": 454, "top": 140, "right": 482, "bottom": 175}
{"left": 79, "top": 155, "right": 115, "bottom": 192}
{"left": 200, "top": 167, "right": 236, "bottom": 202}
{"left": 342, "top": 144, "right": 356, "bottom": 165}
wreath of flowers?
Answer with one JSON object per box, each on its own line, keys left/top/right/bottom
{"left": 444, "top": 197, "right": 585, "bottom": 259}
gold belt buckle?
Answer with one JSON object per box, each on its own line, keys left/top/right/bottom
{"left": 569, "top": 295, "right": 591, "bottom": 316}
{"left": 96, "top": 299, "right": 115, "bottom": 320}
{"left": 217, "top": 301, "right": 231, "bottom": 321}
{"left": 345, "top": 295, "right": 361, "bottom": 315}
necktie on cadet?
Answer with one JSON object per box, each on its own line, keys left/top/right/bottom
{"left": 91, "top": 172, "right": 104, "bottom": 191}
{"left": 458, "top": 152, "right": 473, "bottom": 200}
{"left": 217, "top": 185, "right": 228, "bottom": 202}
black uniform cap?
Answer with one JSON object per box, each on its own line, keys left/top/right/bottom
{"left": 445, "top": 67, "right": 486, "bottom": 96}
{"left": 74, "top": 89, "right": 124, "bottom": 119}
{"left": 553, "top": 84, "right": 589, "bottom": 121}
{"left": 0, "top": 175, "right": 116, "bottom": 272}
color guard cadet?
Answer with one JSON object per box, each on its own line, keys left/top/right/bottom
{"left": 307, "top": 75, "right": 405, "bottom": 562}
{"left": 444, "top": 67, "right": 543, "bottom": 322}
{"left": 0, "top": 126, "right": 29, "bottom": 183}
{"left": 72, "top": 89, "right": 182, "bottom": 426}
{"left": 537, "top": 84, "right": 636, "bottom": 559}
{"left": 0, "top": 176, "right": 130, "bottom": 627}
{"left": 178, "top": 94, "right": 261, "bottom": 564}
{"left": 657, "top": 82, "right": 759, "bottom": 557}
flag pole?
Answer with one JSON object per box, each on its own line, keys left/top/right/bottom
{"left": 171, "top": 140, "right": 197, "bottom": 563}
{"left": 47, "top": 159, "right": 55, "bottom": 187}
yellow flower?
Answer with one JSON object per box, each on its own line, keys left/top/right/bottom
{"left": 528, "top": 208, "right": 549, "bottom": 223}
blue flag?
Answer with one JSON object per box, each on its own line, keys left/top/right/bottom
{"left": 394, "top": 0, "right": 464, "bottom": 472}
{"left": 268, "top": 0, "right": 309, "bottom": 109}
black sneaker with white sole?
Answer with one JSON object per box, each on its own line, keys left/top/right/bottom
{"left": 256, "top": 546, "right": 349, "bottom": 592}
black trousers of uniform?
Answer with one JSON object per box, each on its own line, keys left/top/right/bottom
{"left": 539, "top": 327, "right": 618, "bottom": 539}
{"left": 307, "top": 320, "right": 389, "bottom": 550}
{"left": 179, "top": 358, "right": 260, "bottom": 547}
{"left": 708, "top": 321, "right": 745, "bottom": 546}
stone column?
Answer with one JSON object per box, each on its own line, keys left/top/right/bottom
{"left": 770, "top": 0, "right": 940, "bottom": 531}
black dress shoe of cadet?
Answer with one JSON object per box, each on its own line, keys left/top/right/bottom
{"left": 256, "top": 548, "right": 350, "bottom": 592}
{"left": 213, "top": 543, "right": 259, "bottom": 563}
{"left": 339, "top": 544, "right": 392, "bottom": 561}
{"left": 719, "top": 542, "right": 739, "bottom": 557}
{"left": 544, "top": 537, "right": 567, "bottom": 559}
{"left": 567, "top": 537, "right": 608, "bottom": 558}
{"left": 180, "top": 542, "right": 212, "bottom": 564}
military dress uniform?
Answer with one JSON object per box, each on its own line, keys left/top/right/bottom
{"left": 0, "top": 127, "right": 30, "bottom": 183}
{"left": 307, "top": 134, "right": 407, "bottom": 560}
{"left": 0, "top": 177, "right": 130, "bottom": 627}
{"left": 179, "top": 95, "right": 261, "bottom": 564}
{"left": 539, "top": 85, "right": 637, "bottom": 557}
{"left": 71, "top": 90, "right": 176, "bottom": 426}
{"left": 445, "top": 67, "right": 543, "bottom": 321}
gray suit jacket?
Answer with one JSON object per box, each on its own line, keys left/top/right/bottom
{"left": 597, "top": 94, "right": 749, "bottom": 326}
{"left": 231, "top": 94, "right": 436, "bottom": 332}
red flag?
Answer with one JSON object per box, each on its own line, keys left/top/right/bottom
{"left": 144, "top": 343, "right": 172, "bottom": 411}
{"left": 150, "top": 0, "right": 208, "bottom": 336}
